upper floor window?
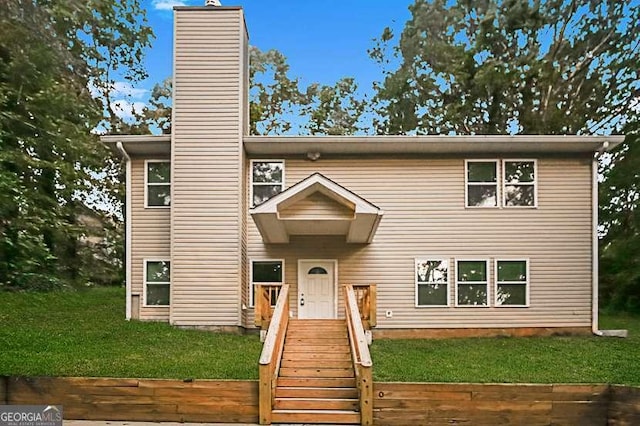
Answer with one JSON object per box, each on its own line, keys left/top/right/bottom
{"left": 146, "top": 161, "right": 171, "bottom": 208}
{"left": 466, "top": 160, "right": 498, "bottom": 207}
{"left": 251, "top": 160, "right": 284, "bottom": 206}
{"left": 503, "top": 160, "right": 536, "bottom": 207}
{"left": 466, "top": 159, "right": 537, "bottom": 208}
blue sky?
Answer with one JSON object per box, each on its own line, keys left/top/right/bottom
{"left": 113, "top": 0, "right": 414, "bottom": 119}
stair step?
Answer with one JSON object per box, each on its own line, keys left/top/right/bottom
{"left": 283, "top": 351, "right": 352, "bottom": 361}
{"left": 281, "top": 359, "right": 353, "bottom": 369}
{"left": 277, "top": 377, "right": 357, "bottom": 388}
{"left": 283, "top": 345, "right": 350, "bottom": 353}
{"left": 274, "top": 397, "right": 359, "bottom": 411}
{"left": 275, "top": 386, "right": 359, "bottom": 399}
{"left": 286, "top": 338, "right": 348, "bottom": 346}
{"left": 280, "top": 367, "right": 355, "bottom": 378}
{"left": 272, "top": 409, "right": 360, "bottom": 424}
{"left": 286, "top": 332, "right": 348, "bottom": 339}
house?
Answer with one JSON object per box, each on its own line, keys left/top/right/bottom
{"left": 102, "top": 4, "right": 623, "bottom": 338}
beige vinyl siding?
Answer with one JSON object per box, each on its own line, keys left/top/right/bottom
{"left": 131, "top": 158, "right": 170, "bottom": 321}
{"left": 279, "top": 192, "right": 354, "bottom": 219}
{"left": 171, "top": 8, "right": 246, "bottom": 326}
{"left": 246, "top": 156, "right": 593, "bottom": 329}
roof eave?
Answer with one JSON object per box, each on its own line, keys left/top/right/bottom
{"left": 243, "top": 135, "right": 625, "bottom": 156}
{"left": 100, "top": 135, "right": 171, "bottom": 157}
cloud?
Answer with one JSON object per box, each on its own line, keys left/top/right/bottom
{"left": 112, "top": 82, "right": 148, "bottom": 99}
{"left": 153, "top": 0, "right": 188, "bottom": 10}
{"left": 110, "top": 100, "right": 147, "bottom": 121}
{"left": 87, "top": 81, "right": 148, "bottom": 99}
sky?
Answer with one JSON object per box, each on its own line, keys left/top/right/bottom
{"left": 113, "top": 0, "right": 415, "bottom": 120}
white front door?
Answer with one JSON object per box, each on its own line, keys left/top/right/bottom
{"left": 298, "top": 260, "right": 336, "bottom": 319}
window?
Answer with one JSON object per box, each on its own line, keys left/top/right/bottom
{"left": 144, "top": 260, "right": 170, "bottom": 306}
{"left": 250, "top": 260, "right": 284, "bottom": 307}
{"left": 503, "top": 160, "right": 536, "bottom": 207}
{"left": 456, "top": 260, "right": 488, "bottom": 306}
{"left": 251, "top": 160, "right": 284, "bottom": 206}
{"left": 466, "top": 160, "right": 498, "bottom": 207}
{"left": 146, "top": 161, "right": 171, "bottom": 207}
{"left": 416, "top": 259, "right": 449, "bottom": 307}
{"left": 496, "top": 260, "right": 529, "bottom": 306}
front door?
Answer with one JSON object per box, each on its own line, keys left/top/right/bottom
{"left": 298, "top": 260, "right": 336, "bottom": 319}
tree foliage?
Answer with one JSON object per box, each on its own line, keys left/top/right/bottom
{"left": 371, "top": 0, "right": 639, "bottom": 135}
{"left": 142, "top": 47, "right": 367, "bottom": 136}
{"left": 304, "top": 78, "right": 367, "bottom": 135}
{"left": 0, "top": 0, "right": 151, "bottom": 290}
{"left": 600, "top": 118, "right": 640, "bottom": 312}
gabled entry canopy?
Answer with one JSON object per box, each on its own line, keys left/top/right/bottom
{"left": 250, "top": 173, "right": 383, "bottom": 244}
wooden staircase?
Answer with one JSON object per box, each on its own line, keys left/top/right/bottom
{"left": 272, "top": 319, "right": 360, "bottom": 425}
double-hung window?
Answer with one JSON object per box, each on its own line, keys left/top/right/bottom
{"left": 456, "top": 260, "right": 488, "bottom": 306}
{"left": 466, "top": 160, "right": 498, "bottom": 207}
{"left": 251, "top": 160, "right": 284, "bottom": 206}
{"left": 146, "top": 161, "right": 171, "bottom": 207}
{"left": 495, "top": 260, "right": 529, "bottom": 306}
{"left": 415, "top": 259, "right": 449, "bottom": 306}
{"left": 503, "top": 160, "right": 536, "bottom": 207}
{"left": 144, "top": 260, "right": 170, "bottom": 306}
{"left": 250, "top": 260, "right": 284, "bottom": 307}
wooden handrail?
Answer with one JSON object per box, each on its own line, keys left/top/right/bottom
{"left": 258, "top": 284, "right": 289, "bottom": 425}
{"left": 344, "top": 284, "right": 373, "bottom": 426}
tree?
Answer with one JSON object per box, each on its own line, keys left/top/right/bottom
{"left": 141, "top": 47, "right": 367, "bottom": 136}
{"left": 370, "top": 0, "right": 639, "bottom": 135}
{"left": 0, "top": 0, "right": 152, "bottom": 290}
{"left": 600, "top": 118, "right": 640, "bottom": 312}
{"left": 304, "top": 78, "right": 367, "bottom": 135}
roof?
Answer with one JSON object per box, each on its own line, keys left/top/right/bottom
{"left": 100, "top": 134, "right": 624, "bottom": 158}
{"left": 101, "top": 135, "right": 170, "bottom": 157}
{"left": 243, "top": 135, "right": 624, "bottom": 156}
{"left": 250, "top": 173, "right": 383, "bottom": 244}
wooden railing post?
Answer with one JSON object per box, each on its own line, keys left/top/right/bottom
{"left": 344, "top": 284, "right": 373, "bottom": 426}
{"left": 352, "top": 284, "right": 377, "bottom": 329}
{"left": 258, "top": 284, "right": 289, "bottom": 425}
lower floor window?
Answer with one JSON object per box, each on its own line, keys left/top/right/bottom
{"left": 496, "top": 260, "right": 528, "bottom": 306}
{"left": 250, "top": 260, "right": 283, "bottom": 307}
{"left": 456, "top": 260, "right": 488, "bottom": 306}
{"left": 416, "top": 259, "right": 449, "bottom": 306}
{"left": 145, "top": 260, "right": 170, "bottom": 306}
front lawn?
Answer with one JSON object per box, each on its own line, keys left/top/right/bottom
{"left": 1, "top": 287, "right": 638, "bottom": 384}
{"left": 371, "top": 314, "right": 640, "bottom": 385}
{"left": 0, "top": 287, "right": 261, "bottom": 379}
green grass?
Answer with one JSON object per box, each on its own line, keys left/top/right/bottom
{"left": 371, "top": 314, "right": 640, "bottom": 385}
{"left": 1, "top": 287, "right": 639, "bottom": 385}
{"left": 0, "top": 287, "right": 261, "bottom": 379}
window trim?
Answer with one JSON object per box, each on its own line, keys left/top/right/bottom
{"left": 494, "top": 258, "right": 530, "bottom": 307}
{"left": 414, "top": 258, "right": 450, "bottom": 308}
{"left": 465, "top": 159, "right": 499, "bottom": 209}
{"left": 144, "top": 159, "right": 171, "bottom": 209}
{"left": 143, "top": 259, "right": 171, "bottom": 308}
{"left": 249, "top": 258, "right": 285, "bottom": 308}
{"left": 250, "top": 159, "right": 285, "bottom": 208}
{"left": 455, "top": 258, "right": 490, "bottom": 307}
{"left": 502, "top": 159, "right": 537, "bottom": 208}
